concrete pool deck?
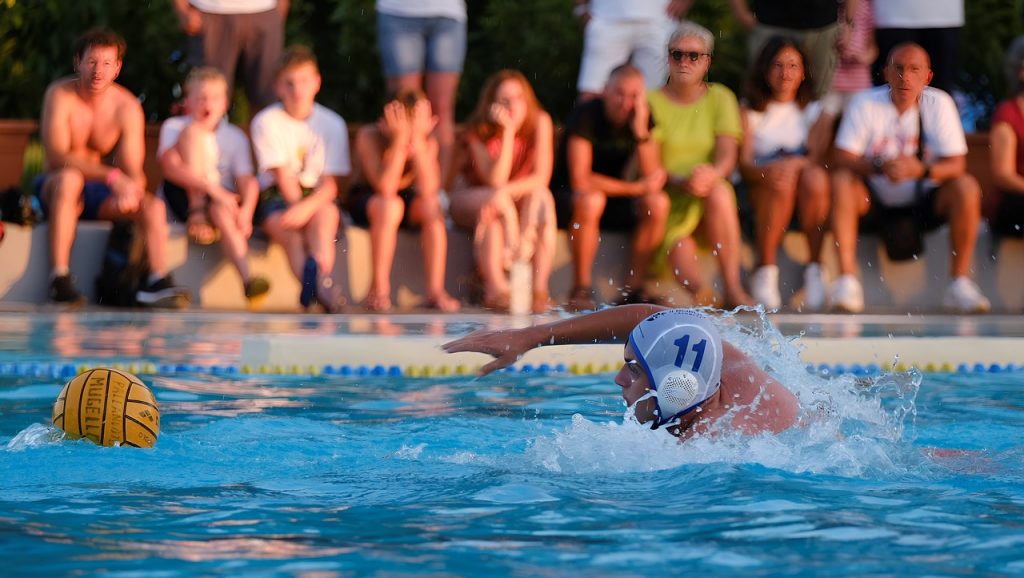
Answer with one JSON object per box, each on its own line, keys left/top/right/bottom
{"left": 0, "top": 310, "right": 1022, "bottom": 376}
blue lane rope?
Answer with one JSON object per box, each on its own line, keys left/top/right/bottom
{"left": 0, "top": 360, "right": 1022, "bottom": 379}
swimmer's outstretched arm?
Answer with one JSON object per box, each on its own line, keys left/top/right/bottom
{"left": 442, "top": 304, "right": 666, "bottom": 375}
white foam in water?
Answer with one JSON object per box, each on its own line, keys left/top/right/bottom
{"left": 526, "top": 307, "right": 926, "bottom": 477}
{"left": 390, "top": 443, "right": 427, "bottom": 460}
{"left": 5, "top": 423, "right": 65, "bottom": 451}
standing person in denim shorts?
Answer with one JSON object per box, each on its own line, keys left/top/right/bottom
{"left": 376, "top": 0, "right": 466, "bottom": 185}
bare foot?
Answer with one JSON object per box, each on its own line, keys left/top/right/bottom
{"left": 532, "top": 290, "right": 551, "bottom": 314}
{"left": 723, "top": 289, "right": 756, "bottom": 310}
{"left": 483, "top": 290, "right": 510, "bottom": 313}
{"left": 425, "top": 292, "right": 461, "bottom": 312}
{"left": 362, "top": 290, "right": 392, "bottom": 312}
{"left": 186, "top": 210, "right": 219, "bottom": 245}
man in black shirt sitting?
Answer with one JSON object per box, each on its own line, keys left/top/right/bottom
{"left": 552, "top": 63, "right": 669, "bottom": 311}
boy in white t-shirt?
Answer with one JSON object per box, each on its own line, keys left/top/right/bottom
{"left": 158, "top": 67, "right": 268, "bottom": 302}
{"left": 250, "top": 46, "right": 351, "bottom": 313}
{"left": 830, "top": 43, "right": 988, "bottom": 314}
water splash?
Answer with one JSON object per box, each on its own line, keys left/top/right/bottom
{"left": 525, "top": 307, "right": 925, "bottom": 478}
{"left": 5, "top": 423, "right": 65, "bottom": 451}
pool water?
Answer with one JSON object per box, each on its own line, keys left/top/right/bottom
{"left": 2, "top": 312, "right": 1024, "bottom": 576}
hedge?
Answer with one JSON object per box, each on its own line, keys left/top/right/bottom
{"left": 0, "top": 0, "right": 1021, "bottom": 127}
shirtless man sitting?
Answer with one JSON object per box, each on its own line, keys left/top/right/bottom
{"left": 38, "top": 28, "right": 189, "bottom": 307}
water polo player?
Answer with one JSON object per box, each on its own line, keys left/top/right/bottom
{"left": 443, "top": 304, "right": 798, "bottom": 437}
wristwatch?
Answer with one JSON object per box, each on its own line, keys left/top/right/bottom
{"left": 871, "top": 156, "right": 885, "bottom": 175}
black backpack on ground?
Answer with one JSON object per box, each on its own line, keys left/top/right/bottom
{"left": 0, "top": 187, "right": 41, "bottom": 226}
{"left": 95, "top": 220, "right": 149, "bottom": 307}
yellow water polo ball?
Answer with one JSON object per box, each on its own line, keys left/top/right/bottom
{"left": 52, "top": 368, "right": 160, "bottom": 448}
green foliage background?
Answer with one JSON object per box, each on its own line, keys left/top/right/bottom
{"left": 1, "top": 0, "right": 1022, "bottom": 126}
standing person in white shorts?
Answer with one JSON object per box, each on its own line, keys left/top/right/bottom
{"left": 829, "top": 43, "right": 989, "bottom": 314}
{"left": 573, "top": 0, "right": 692, "bottom": 100}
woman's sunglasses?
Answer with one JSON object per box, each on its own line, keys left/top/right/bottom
{"left": 669, "top": 49, "right": 710, "bottom": 63}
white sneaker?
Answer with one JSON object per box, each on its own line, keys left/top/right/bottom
{"left": 829, "top": 274, "right": 864, "bottom": 313}
{"left": 802, "top": 263, "right": 827, "bottom": 312}
{"left": 749, "top": 265, "right": 781, "bottom": 310}
{"left": 943, "top": 277, "right": 991, "bottom": 313}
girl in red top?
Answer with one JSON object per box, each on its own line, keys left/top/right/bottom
{"left": 449, "top": 70, "right": 556, "bottom": 313}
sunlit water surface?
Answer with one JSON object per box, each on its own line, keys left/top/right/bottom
{"left": 1, "top": 312, "right": 1023, "bottom": 576}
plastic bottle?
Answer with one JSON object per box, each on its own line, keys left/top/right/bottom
{"left": 508, "top": 260, "right": 532, "bottom": 316}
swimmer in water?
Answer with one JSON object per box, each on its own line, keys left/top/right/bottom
{"left": 442, "top": 304, "right": 799, "bottom": 438}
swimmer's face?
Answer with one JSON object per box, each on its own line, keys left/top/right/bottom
{"left": 615, "top": 343, "right": 658, "bottom": 424}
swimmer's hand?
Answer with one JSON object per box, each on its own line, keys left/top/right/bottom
{"left": 442, "top": 328, "right": 535, "bottom": 376}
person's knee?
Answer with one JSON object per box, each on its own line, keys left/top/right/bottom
{"left": 140, "top": 195, "right": 168, "bottom": 225}
{"left": 47, "top": 169, "right": 86, "bottom": 203}
{"left": 572, "top": 189, "right": 606, "bottom": 223}
{"left": 800, "top": 165, "right": 830, "bottom": 202}
{"left": 207, "top": 202, "right": 233, "bottom": 229}
{"left": 417, "top": 196, "right": 445, "bottom": 225}
{"left": 950, "top": 174, "right": 981, "bottom": 207}
{"left": 262, "top": 216, "right": 284, "bottom": 239}
{"left": 831, "top": 170, "right": 864, "bottom": 206}
{"left": 799, "top": 160, "right": 824, "bottom": 183}
{"left": 639, "top": 190, "right": 670, "bottom": 221}
{"left": 177, "top": 123, "right": 202, "bottom": 146}
{"left": 705, "top": 182, "right": 737, "bottom": 213}
{"left": 368, "top": 195, "right": 404, "bottom": 227}
{"left": 319, "top": 204, "right": 341, "bottom": 229}
{"left": 537, "top": 189, "right": 557, "bottom": 224}
{"left": 830, "top": 166, "right": 857, "bottom": 190}
{"left": 938, "top": 175, "right": 982, "bottom": 225}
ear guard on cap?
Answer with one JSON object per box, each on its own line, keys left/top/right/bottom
{"left": 656, "top": 369, "right": 703, "bottom": 418}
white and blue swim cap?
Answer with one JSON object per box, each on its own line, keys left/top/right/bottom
{"left": 627, "top": 309, "right": 723, "bottom": 426}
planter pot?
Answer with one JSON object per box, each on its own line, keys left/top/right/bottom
{"left": 0, "top": 119, "right": 38, "bottom": 190}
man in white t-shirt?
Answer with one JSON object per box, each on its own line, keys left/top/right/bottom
{"left": 573, "top": 0, "right": 692, "bottom": 99}
{"left": 250, "top": 46, "right": 351, "bottom": 313}
{"left": 157, "top": 67, "right": 266, "bottom": 303}
{"left": 830, "top": 43, "right": 989, "bottom": 314}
